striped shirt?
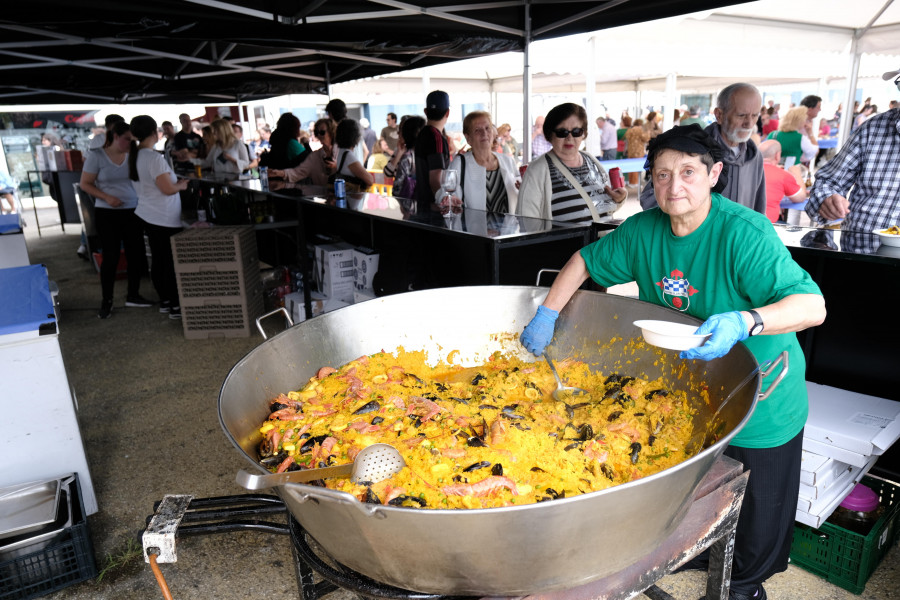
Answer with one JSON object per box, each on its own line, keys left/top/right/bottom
{"left": 546, "top": 152, "right": 615, "bottom": 223}
{"left": 484, "top": 168, "right": 509, "bottom": 213}
{"left": 807, "top": 108, "right": 900, "bottom": 233}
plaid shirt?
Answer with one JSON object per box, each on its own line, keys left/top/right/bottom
{"left": 806, "top": 108, "right": 900, "bottom": 232}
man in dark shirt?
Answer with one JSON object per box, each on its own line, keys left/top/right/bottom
{"left": 414, "top": 91, "right": 451, "bottom": 212}
{"left": 172, "top": 113, "right": 203, "bottom": 171}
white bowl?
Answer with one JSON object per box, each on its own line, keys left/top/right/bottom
{"left": 633, "top": 320, "right": 711, "bottom": 351}
{"left": 873, "top": 227, "right": 900, "bottom": 247}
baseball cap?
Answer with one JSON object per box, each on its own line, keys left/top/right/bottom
{"left": 882, "top": 68, "right": 900, "bottom": 80}
{"left": 426, "top": 90, "right": 450, "bottom": 111}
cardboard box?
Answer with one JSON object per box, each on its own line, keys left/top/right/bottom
{"left": 284, "top": 291, "right": 350, "bottom": 323}
{"left": 802, "top": 437, "right": 871, "bottom": 468}
{"left": 799, "top": 458, "right": 864, "bottom": 500}
{"left": 805, "top": 382, "right": 900, "bottom": 456}
{"left": 352, "top": 247, "right": 379, "bottom": 291}
{"left": 795, "top": 455, "right": 877, "bottom": 528}
{"left": 799, "top": 450, "right": 831, "bottom": 485}
{"left": 314, "top": 242, "right": 355, "bottom": 303}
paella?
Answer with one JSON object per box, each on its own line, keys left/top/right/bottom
{"left": 256, "top": 349, "right": 705, "bottom": 509}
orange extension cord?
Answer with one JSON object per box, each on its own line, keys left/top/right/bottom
{"left": 148, "top": 553, "right": 175, "bottom": 600}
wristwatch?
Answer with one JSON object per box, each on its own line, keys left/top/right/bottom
{"left": 748, "top": 309, "right": 765, "bottom": 337}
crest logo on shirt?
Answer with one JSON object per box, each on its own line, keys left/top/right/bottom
{"left": 655, "top": 269, "right": 698, "bottom": 311}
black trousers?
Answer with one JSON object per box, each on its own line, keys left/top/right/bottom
{"left": 94, "top": 207, "right": 147, "bottom": 301}
{"left": 142, "top": 220, "right": 182, "bottom": 306}
{"left": 723, "top": 428, "right": 804, "bottom": 595}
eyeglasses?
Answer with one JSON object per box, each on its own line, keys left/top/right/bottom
{"left": 553, "top": 127, "right": 585, "bottom": 139}
{"left": 315, "top": 129, "right": 328, "bottom": 136}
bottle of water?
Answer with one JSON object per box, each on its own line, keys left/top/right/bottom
{"left": 259, "top": 166, "right": 269, "bottom": 191}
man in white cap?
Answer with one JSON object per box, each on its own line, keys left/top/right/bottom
{"left": 806, "top": 68, "right": 900, "bottom": 233}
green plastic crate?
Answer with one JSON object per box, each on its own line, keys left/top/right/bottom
{"left": 790, "top": 475, "right": 900, "bottom": 594}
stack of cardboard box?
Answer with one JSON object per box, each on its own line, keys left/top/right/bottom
{"left": 284, "top": 241, "right": 379, "bottom": 323}
{"left": 796, "top": 382, "right": 900, "bottom": 527}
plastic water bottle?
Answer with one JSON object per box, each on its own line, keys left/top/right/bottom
{"left": 259, "top": 166, "right": 269, "bottom": 191}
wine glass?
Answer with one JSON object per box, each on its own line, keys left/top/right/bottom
{"left": 440, "top": 169, "right": 459, "bottom": 217}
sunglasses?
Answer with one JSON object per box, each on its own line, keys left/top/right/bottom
{"left": 553, "top": 127, "right": 585, "bottom": 139}
{"left": 315, "top": 129, "right": 328, "bottom": 136}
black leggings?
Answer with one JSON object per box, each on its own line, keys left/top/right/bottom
{"left": 142, "top": 220, "right": 182, "bottom": 306}
{"left": 94, "top": 207, "right": 147, "bottom": 301}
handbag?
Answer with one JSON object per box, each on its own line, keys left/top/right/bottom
{"left": 328, "top": 150, "right": 367, "bottom": 191}
{"left": 545, "top": 151, "right": 603, "bottom": 223}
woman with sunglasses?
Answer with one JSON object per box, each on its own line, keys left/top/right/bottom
{"left": 517, "top": 103, "right": 627, "bottom": 223}
{"left": 268, "top": 118, "right": 335, "bottom": 186}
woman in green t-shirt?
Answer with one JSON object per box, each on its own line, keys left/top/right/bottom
{"left": 520, "top": 124, "right": 826, "bottom": 600}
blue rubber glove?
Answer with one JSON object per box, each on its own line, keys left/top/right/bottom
{"left": 520, "top": 305, "right": 559, "bottom": 356}
{"left": 679, "top": 311, "right": 749, "bottom": 361}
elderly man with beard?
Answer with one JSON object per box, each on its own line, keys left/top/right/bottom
{"left": 641, "top": 83, "right": 766, "bottom": 214}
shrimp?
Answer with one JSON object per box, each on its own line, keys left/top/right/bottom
{"left": 442, "top": 476, "right": 518, "bottom": 497}
{"left": 317, "top": 366, "right": 337, "bottom": 379}
{"left": 406, "top": 396, "right": 445, "bottom": 423}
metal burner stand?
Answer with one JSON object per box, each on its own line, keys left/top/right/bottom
{"left": 144, "top": 456, "right": 747, "bottom": 600}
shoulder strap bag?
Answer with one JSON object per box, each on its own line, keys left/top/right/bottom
{"left": 545, "top": 151, "right": 602, "bottom": 223}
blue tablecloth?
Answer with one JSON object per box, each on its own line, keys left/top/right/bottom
{"left": 0, "top": 264, "right": 56, "bottom": 336}
{"left": 597, "top": 157, "right": 646, "bottom": 174}
{"left": 0, "top": 213, "right": 22, "bottom": 234}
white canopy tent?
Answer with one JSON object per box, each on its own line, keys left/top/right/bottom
{"left": 333, "top": 0, "right": 900, "bottom": 157}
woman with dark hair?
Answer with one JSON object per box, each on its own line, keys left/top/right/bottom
{"left": 516, "top": 103, "right": 627, "bottom": 223}
{"left": 128, "top": 115, "right": 188, "bottom": 320}
{"left": 331, "top": 119, "right": 374, "bottom": 192}
{"left": 383, "top": 116, "right": 425, "bottom": 199}
{"left": 262, "top": 112, "right": 307, "bottom": 169}
{"left": 269, "top": 118, "right": 335, "bottom": 186}
{"left": 80, "top": 120, "right": 152, "bottom": 319}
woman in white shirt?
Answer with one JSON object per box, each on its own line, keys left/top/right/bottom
{"left": 80, "top": 120, "right": 152, "bottom": 319}
{"left": 198, "top": 118, "right": 250, "bottom": 176}
{"left": 129, "top": 115, "right": 188, "bottom": 319}
{"left": 442, "top": 111, "right": 520, "bottom": 213}
{"left": 332, "top": 119, "right": 374, "bottom": 192}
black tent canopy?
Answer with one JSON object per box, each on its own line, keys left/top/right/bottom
{"left": 1, "top": 0, "right": 745, "bottom": 104}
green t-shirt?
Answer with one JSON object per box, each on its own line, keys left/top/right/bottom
{"left": 287, "top": 138, "right": 306, "bottom": 161}
{"left": 580, "top": 193, "right": 822, "bottom": 448}
{"left": 766, "top": 130, "right": 802, "bottom": 165}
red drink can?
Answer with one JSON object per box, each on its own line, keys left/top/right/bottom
{"left": 609, "top": 167, "right": 625, "bottom": 189}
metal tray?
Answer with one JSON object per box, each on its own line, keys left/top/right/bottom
{"left": 0, "top": 478, "right": 61, "bottom": 540}
{"left": 0, "top": 481, "right": 73, "bottom": 559}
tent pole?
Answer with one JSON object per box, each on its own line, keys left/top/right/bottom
{"left": 523, "top": 0, "right": 532, "bottom": 164}
{"left": 664, "top": 72, "right": 677, "bottom": 131}
{"left": 839, "top": 33, "right": 861, "bottom": 147}
{"left": 587, "top": 35, "right": 598, "bottom": 156}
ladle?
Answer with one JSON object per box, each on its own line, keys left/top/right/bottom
{"left": 235, "top": 443, "right": 406, "bottom": 490}
{"left": 544, "top": 352, "right": 589, "bottom": 401}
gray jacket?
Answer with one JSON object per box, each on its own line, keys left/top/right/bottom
{"left": 639, "top": 123, "right": 766, "bottom": 215}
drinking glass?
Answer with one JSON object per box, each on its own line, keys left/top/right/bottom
{"left": 440, "top": 169, "right": 459, "bottom": 217}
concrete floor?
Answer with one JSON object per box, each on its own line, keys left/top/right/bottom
{"left": 11, "top": 197, "right": 899, "bottom": 600}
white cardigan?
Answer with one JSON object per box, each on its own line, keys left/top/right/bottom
{"left": 200, "top": 139, "right": 250, "bottom": 175}
{"left": 436, "top": 151, "right": 520, "bottom": 213}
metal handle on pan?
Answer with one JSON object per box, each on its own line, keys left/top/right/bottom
{"left": 255, "top": 307, "right": 293, "bottom": 340}
{"left": 757, "top": 350, "right": 789, "bottom": 401}
{"left": 284, "top": 486, "right": 391, "bottom": 518}
{"left": 535, "top": 268, "right": 560, "bottom": 286}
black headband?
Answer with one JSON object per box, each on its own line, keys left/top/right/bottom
{"left": 645, "top": 124, "right": 728, "bottom": 194}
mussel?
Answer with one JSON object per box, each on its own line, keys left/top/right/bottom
{"left": 352, "top": 400, "right": 381, "bottom": 415}
{"left": 630, "top": 442, "right": 642, "bottom": 464}
{"left": 463, "top": 461, "right": 492, "bottom": 472}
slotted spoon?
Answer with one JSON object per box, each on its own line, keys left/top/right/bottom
{"left": 235, "top": 443, "right": 406, "bottom": 490}
{"left": 544, "top": 352, "right": 589, "bottom": 401}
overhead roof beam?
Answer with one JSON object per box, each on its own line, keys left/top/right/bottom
{"left": 0, "top": 49, "right": 165, "bottom": 78}
{"left": 2, "top": 85, "right": 117, "bottom": 101}
{"left": 317, "top": 50, "right": 406, "bottom": 67}
{"left": 367, "top": 0, "right": 524, "bottom": 36}
{"left": 173, "top": 42, "right": 209, "bottom": 77}
{"left": 701, "top": 14, "right": 853, "bottom": 36}
{"left": 226, "top": 50, "right": 316, "bottom": 64}
{"left": 534, "top": 0, "right": 632, "bottom": 37}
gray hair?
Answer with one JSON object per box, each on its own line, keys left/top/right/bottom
{"left": 716, "top": 83, "right": 761, "bottom": 112}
